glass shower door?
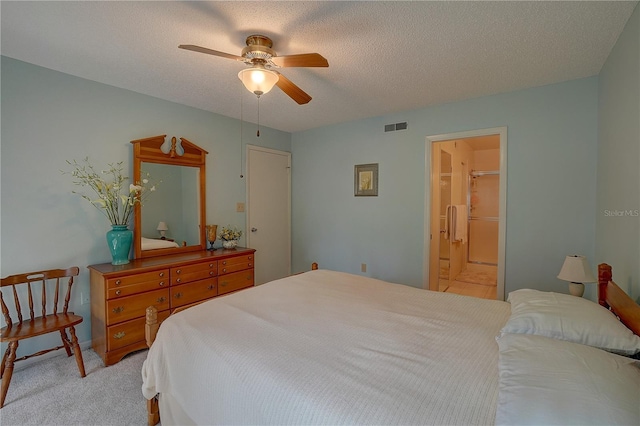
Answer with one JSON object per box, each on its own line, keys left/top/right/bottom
{"left": 468, "top": 172, "right": 499, "bottom": 265}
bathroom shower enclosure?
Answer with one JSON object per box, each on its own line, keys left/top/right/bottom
{"left": 468, "top": 170, "right": 499, "bottom": 265}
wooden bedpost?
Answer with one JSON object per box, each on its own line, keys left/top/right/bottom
{"left": 145, "top": 306, "right": 159, "bottom": 348}
{"left": 147, "top": 395, "right": 159, "bottom": 426}
{"left": 145, "top": 306, "right": 161, "bottom": 425}
{"left": 597, "top": 263, "right": 612, "bottom": 308}
{"left": 312, "top": 262, "right": 318, "bottom": 270}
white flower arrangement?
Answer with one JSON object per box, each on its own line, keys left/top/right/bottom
{"left": 64, "top": 157, "right": 158, "bottom": 226}
{"left": 219, "top": 225, "right": 242, "bottom": 241}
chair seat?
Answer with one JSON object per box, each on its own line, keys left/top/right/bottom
{"left": 0, "top": 313, "right": 83, "bottom": 342}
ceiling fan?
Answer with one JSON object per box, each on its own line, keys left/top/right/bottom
{"left": 179, "top": 35, "right": 328, "bottom": 105}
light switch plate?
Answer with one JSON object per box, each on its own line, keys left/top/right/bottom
{"left": 236, "top": 202, "right": 245, "bottom": 212}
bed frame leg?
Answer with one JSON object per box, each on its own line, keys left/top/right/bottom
{"left": 147, "top": 395, "right": 160, "bottom": 426}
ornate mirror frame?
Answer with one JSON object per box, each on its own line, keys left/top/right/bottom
{"left": 131, "top": 135, "right": 208, "bottom": 259}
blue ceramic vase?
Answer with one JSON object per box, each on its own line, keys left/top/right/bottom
{"left": 106, "top": 225, "right": 132, "bottom": 265}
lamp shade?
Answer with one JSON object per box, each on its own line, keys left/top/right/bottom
{"left": 156, "top": 222, "right": 168, "bottom": 231}
{"left": 557, "top": 255, "right": 596, "bottom": 283}
{"left": 238, "top": 68, "right": 279, "bottom": 96}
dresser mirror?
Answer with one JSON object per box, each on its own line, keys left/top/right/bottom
{"left": 131, "top": 135, "right": 208, "bottom": 259}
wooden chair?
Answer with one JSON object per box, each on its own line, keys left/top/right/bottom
{"left": 0, "top": 267, "right": 86, "bottom": 408}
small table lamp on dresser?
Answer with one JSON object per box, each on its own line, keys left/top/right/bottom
{"left": 557, "top": 255, "right": 596, "bottom": 297}
{"left": 157, "top": 222, "right": 168, "bottom": 239}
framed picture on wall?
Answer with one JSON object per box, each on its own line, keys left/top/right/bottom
{"left": 354, "top": 163, "right": 378, "bottom": 196}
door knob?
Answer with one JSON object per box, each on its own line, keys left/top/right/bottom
{"left": 251, "top": 227, "right": 258, "bottom": 232}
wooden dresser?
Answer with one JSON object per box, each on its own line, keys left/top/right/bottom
{"left": 88, "top": 247, "right": 255, "bottom": 366}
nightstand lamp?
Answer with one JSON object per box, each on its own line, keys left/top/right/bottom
{"left": 157, "top": 222, "right": 169, "bottom": 239}
{"left": 557, "top": 255, "right": 596, "bottom": 297}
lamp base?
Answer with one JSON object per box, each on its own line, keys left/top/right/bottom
{"left": 568, "top": 282, "right": 585, "bottom": 297}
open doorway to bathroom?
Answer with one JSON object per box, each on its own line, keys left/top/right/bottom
{"left": 425, "top": 128, "right": 506, "bottom": 300}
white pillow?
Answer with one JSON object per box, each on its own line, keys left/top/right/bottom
{"left": 501, "top": 289, "right": 640, "bottom": 355}
{"left": 495, "top": 333, "right": 640, "bottom": 426}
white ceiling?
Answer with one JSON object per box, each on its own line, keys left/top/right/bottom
{"left": 1, "top": 1, "right": 636, "bottom": 134}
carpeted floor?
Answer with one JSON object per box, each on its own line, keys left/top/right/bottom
{"left": 0, "top": 348, "right": 148, "bottom": 425}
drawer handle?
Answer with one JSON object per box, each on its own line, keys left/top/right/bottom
{"left": 115, "top": 290, "right": 121, "bottom": 296}
{"left": 159, "top": 281, "right": 165, "bottom": 287}
{"left": 157, "top": 297, "right": 166, "bottom": 303}
{"left": 248, "top": 263, "right": 252, "bottom": 267}
{"left": 176, "top": 278, "right": 182, "bottom": 283}
{"left": 209, "top": 271, "right": 214, "bottom": 276}
{"left": 246, "top": 275, "right": 252, "bottom": 281}
{"left": 222, "top": 268, "right": 227, "bottom": 273}
{"left": 207, "top": 285, "right": 215, "bottom": 291}
{"left": 113, "top": 331, "right": 126, "bottom": 340}
{"left": 112, "top": 306, "right": 124, "bottom": 314}
{"left": 115, "top": 280, "right": 121, "bottom": 286}
{"left": 174, "top": 292, "right": 182, "bottom": 299}
{"left": 159, "top": 272, "right": 165, "bottom": 277}
{"left": 209, "top": 263, "right": 214, "bottom": 268}
{"left": 248, "top": 256, "right": 253, "bottom": 260}
{"left": 222, "top": 261, "right": 227, "bottom": 265}
{"left": 176, "top": 269, "right": 181, "bottom": 274}
{"left": 220, "top": 281, "right": 227, "bottom": 287}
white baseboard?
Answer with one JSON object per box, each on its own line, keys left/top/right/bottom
{"left": 9, "top": 339, "right": 93, "bottom": 372}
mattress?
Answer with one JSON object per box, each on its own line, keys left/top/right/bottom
{"left": 142, "top": 269, "right": 511, "bottom": 425}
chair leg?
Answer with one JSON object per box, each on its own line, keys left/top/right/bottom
{"left": 0, "top": 346, "right": 10, "bottom": 379}
{"left": 60, "top": 329, "right": 72, "bottom": 357}
{"left": 0, "top": 341, "right": 18, "bottom": 408}
{"left": 69, "top": 326, "right": 86, "bottom": 378}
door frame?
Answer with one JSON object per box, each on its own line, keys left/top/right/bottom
{"left": 245, "top": 144, "right": 292, "bottom": 280}
{"left": 423, "top": 127, "right": 507, "bottom": 300}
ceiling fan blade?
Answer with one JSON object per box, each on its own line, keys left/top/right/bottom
{"left": 178, "top": 45, "right": 244, "bottom": 61}
{"left": 276, "top": 73, "right": 312, "bottom": 105}
{"left": 272, "top": 53, "right": 328, "bottom": 68}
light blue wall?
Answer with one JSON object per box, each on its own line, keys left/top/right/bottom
{"left": 596, "top": 4, "right": 640, "bottom": 302}
{"left": 0, "top": 57, "right": 291, "bottom": 357}
{"left": 292, "top": 77, "right": 599, "bottom": 298}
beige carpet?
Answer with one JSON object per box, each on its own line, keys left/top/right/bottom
{"left": 0, "top": 348, "right": 148, "bottom": 425}
{"left": 454, "top": 267, "right": 497, "bottom": 286}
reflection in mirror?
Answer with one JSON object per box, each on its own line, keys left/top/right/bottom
{"left": 131, "top": 135, "right": 207, "bottom": 259}
{"left": 141, "top": 163, "right": 200, "bottom": 248}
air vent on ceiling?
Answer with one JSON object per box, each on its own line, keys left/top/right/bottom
{"left": 384, "top": 122, "right": 408, "bottom": 132}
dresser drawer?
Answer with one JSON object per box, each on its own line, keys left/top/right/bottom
{"left": 106, "top": 269, "right": 169, "bottom": 289}
{"left": 218, "top": 254, "right": 254, "bottom": 275}
{"left": 107, "top": 279, "right": 168, "bottom": 300}
{"left": 171, "top": 261, "right": 217, "bottom": 285}
{"left": 107, "top": 309, "right": 170, "bottom": 351}
{"left": 218, "top": 269, "right": 254, "bottom": 295}
{"left": 106, "top": 288, "right": 170, "bottom": 325}
{"left": 171, "top": 278, "right": 218, "bottom": 308}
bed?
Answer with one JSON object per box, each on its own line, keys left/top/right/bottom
{"left": 142, "top": 263, "right": 640, "bottom": 425}
{"left": 140, "top": 237, "right": 180, "bottom": 251}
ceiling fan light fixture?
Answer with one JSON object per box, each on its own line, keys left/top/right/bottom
{"left": 238, "top": 68, "right": 279, "bottom": 97}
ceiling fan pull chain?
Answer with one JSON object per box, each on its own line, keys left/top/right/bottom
{"left": 240, "top": 92, "right": 244, "bottom": 178}
{"left": 256, "top": 96, "right": 260, "bottom": 137}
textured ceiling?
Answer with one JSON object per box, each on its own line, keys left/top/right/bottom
{"left": 1, "top": 1, "right": 636, "bottom": 133}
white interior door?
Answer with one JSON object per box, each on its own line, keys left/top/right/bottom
{"left": 246, "top": 145, "right": 291, "bottom": 285}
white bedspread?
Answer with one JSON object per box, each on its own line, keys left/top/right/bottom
{"left": 141, "top": 237, "right": 180, "bottom": 250}
{"left": 142, "top": 269, "right": 510, "bottom": 425}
